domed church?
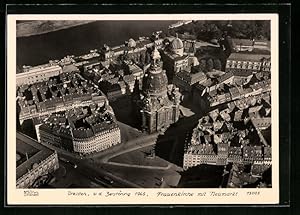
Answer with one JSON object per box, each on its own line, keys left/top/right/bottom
{"left": 127, "top": 38, "right": 137, "bottom": 48}
{"left": 161, "top": 34, "right": 196, "bottom": 81}
{"left": 170, "top": 35, "right": 184, "bottom": 56}
{"left": 132, "top": 47, "right": 182, "bottom": 133}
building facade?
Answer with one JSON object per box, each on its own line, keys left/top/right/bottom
{"left": 161, "top": 35, "right": 191, "bottom": 81}
{"left": 16, "top": 132, "right": 59, "bottom": 188}
{"left": 225, "top": 52, "right": 271, "bottom": 73}
{"left": 72, "top": 124, "right": 121, "bottom": 154}
{"left": 173, "top": 68, "right": 207, "bottom": 92}
{"left": 38, "top": 104, "right": 121, "bottom": 155}
{"left": 161, "top": 35, "right": 199, "bottom": 82}
{"left": 99, "top": 36, "right": 164, "bottom": 63}
{"left": 16, "top": 64, "right": 62, "bottom": 86}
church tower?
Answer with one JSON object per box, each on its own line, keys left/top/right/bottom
{"left": 136, "top": 47, "right": 182, "bottom": 133}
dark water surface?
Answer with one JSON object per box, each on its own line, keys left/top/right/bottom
{"left": 17, "top": 21, "right": 174, "bottom": 67}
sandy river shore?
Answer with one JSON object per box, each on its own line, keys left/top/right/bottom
{"left": 16, "top": 20, "right": 96, "bottom": 37}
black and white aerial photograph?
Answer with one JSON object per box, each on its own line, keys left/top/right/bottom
{"left": 14, "top": 18, "right": 273, "bottom": 191}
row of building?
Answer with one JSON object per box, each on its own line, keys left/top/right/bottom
{"left": 81, "top": 59, "right": 144, "bottom": 101}
{"left": 17, "top": 31, "right": 200, "bottom": 105}
{"left": 183, "top": 93, "right": 272, "bottom": 169}
{"left": 158, "top": 37, "right": 271, "bottom": 110}
{"left": 17, "top": 71, "right": 109, "bottom": 123}
{"left": 16, "top": 63, "right": 63, "bottom": 86}
{"left": 190, "top": 69, "right": 271, "bottom": 110}
{"left": 82, "top": 34, "right": 198, "bottom": 101}
{"left": 225, "top": 52, "right": 271, "bottom": 73}
{"left": 15, "top": 32, "right": 160, "bottom": 87}
{"left": 17, "top": 71, "right": 121, "bottom": 156}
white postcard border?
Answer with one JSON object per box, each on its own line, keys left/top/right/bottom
{"left": 6, "top": 13, "right": 279, "bottom": 205}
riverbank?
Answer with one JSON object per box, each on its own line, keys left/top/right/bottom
{"left": 17, "top": 20, "right": 96, "bottom": 37}
{"left": 17, "top": 20, "right": 173, "bottom": 66}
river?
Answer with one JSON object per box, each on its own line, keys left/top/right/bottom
{"left": 17, "top": 20, "right": 174, "bottom": 67}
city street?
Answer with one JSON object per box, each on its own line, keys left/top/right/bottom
{"left": 42, "top": 121, "right": 185, "bottom": 188}
{"left": 56, "top": 151, "right": 142, "bottom": 188}
{"left": 50, "top": 160, "right": 105, "bottom": 188}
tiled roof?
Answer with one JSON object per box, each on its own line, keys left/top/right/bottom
{"left": 217, "top": 71, "right": 234, "bottom": 83}
{"left": 232, "top": 70, "right": 253, "bottom": 77}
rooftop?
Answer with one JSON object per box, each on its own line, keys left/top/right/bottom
{"left": 40, "top": 103, "right": 118, "bottom": 140}
{"left": 186, "top": 96, "right": 272, "bottom": 156}
{"left": 17, "top": 72, "right": 105, "bottom": 113}
{"left": 16, "top": 132, "right": 55, "bottom": 179}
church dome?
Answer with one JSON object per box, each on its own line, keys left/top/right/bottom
{"left": 143, "top": 67, "right": 168, "bottom": 95}
{"left": 128, "top": 38, "right": 136, "bottom": 48}
{"left": 171, "top": 37, "right": 184, "bottom": 50}
{"left": 142, "top": 47, "right": 168, "bottom": 95}
{"left": 170, "top": 34, "right": 184, "bottom": 56}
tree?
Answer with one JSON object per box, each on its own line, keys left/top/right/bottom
{"left": 206, "top": 58, "right": 214, "bottom": 72}
{"left": 145, "top": 51, "right": 151, "bottom": 64}
{"left": 211, "top": 28, "right": 222, "bottom": 40}
{"left": 190, "top": 27, "right": 196, "bottom": 36}
{"left": 199, "top": 59, "right": 206, "bottom": 68}
{"left": 139, "top": 52, "right": 146, "bottom": 64}
{"left": 213, "top": 59, "right": 222, "bottom": 70}
{"left": 168, "top": 29, "right": 176, "bottom": 37}
{"left": 173, "top": 20, "right": 270, "bottom": 43}
{"left": 160, "top": 32, "right": 166, "bottom": 39}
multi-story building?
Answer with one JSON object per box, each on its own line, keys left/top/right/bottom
{"left": 17, "top": 72, "right": 109, "bottom": 124}
{"left": 223, "top": 37, "right": 271, "bottom": 74}
{"left": 72, "top": 123, "right": 120, "bottom": 154}
{"left": 161, "top": 35, "right": 198, "bottom": 81}
{"left": 16, "top": 64, "right": 62, "bottom": 86}
{"left": 225, "top": 52, "right": 271, "bottom": 73}
{"left": 197, "top": 70, "right": 271, "bottom": 107}
{"left": 99, "top": 36, "right": 164, "bottom": 63}
{"left": 16, "top": 132, "right": 59, "bottom": 188}
{"left": 132, "top": 47, "right": 182, "bottom": 133}
{"left": 124, "top": 61, "right": 144, "bottom": 81}
{"left": 173, "top": 66, "right": 207, "bottom": 92}
{"left": 38, "top": 103, "right": 121, "bottom": 155}
{"left": 82, "top": 60, "right": 144, "bottom": 101}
